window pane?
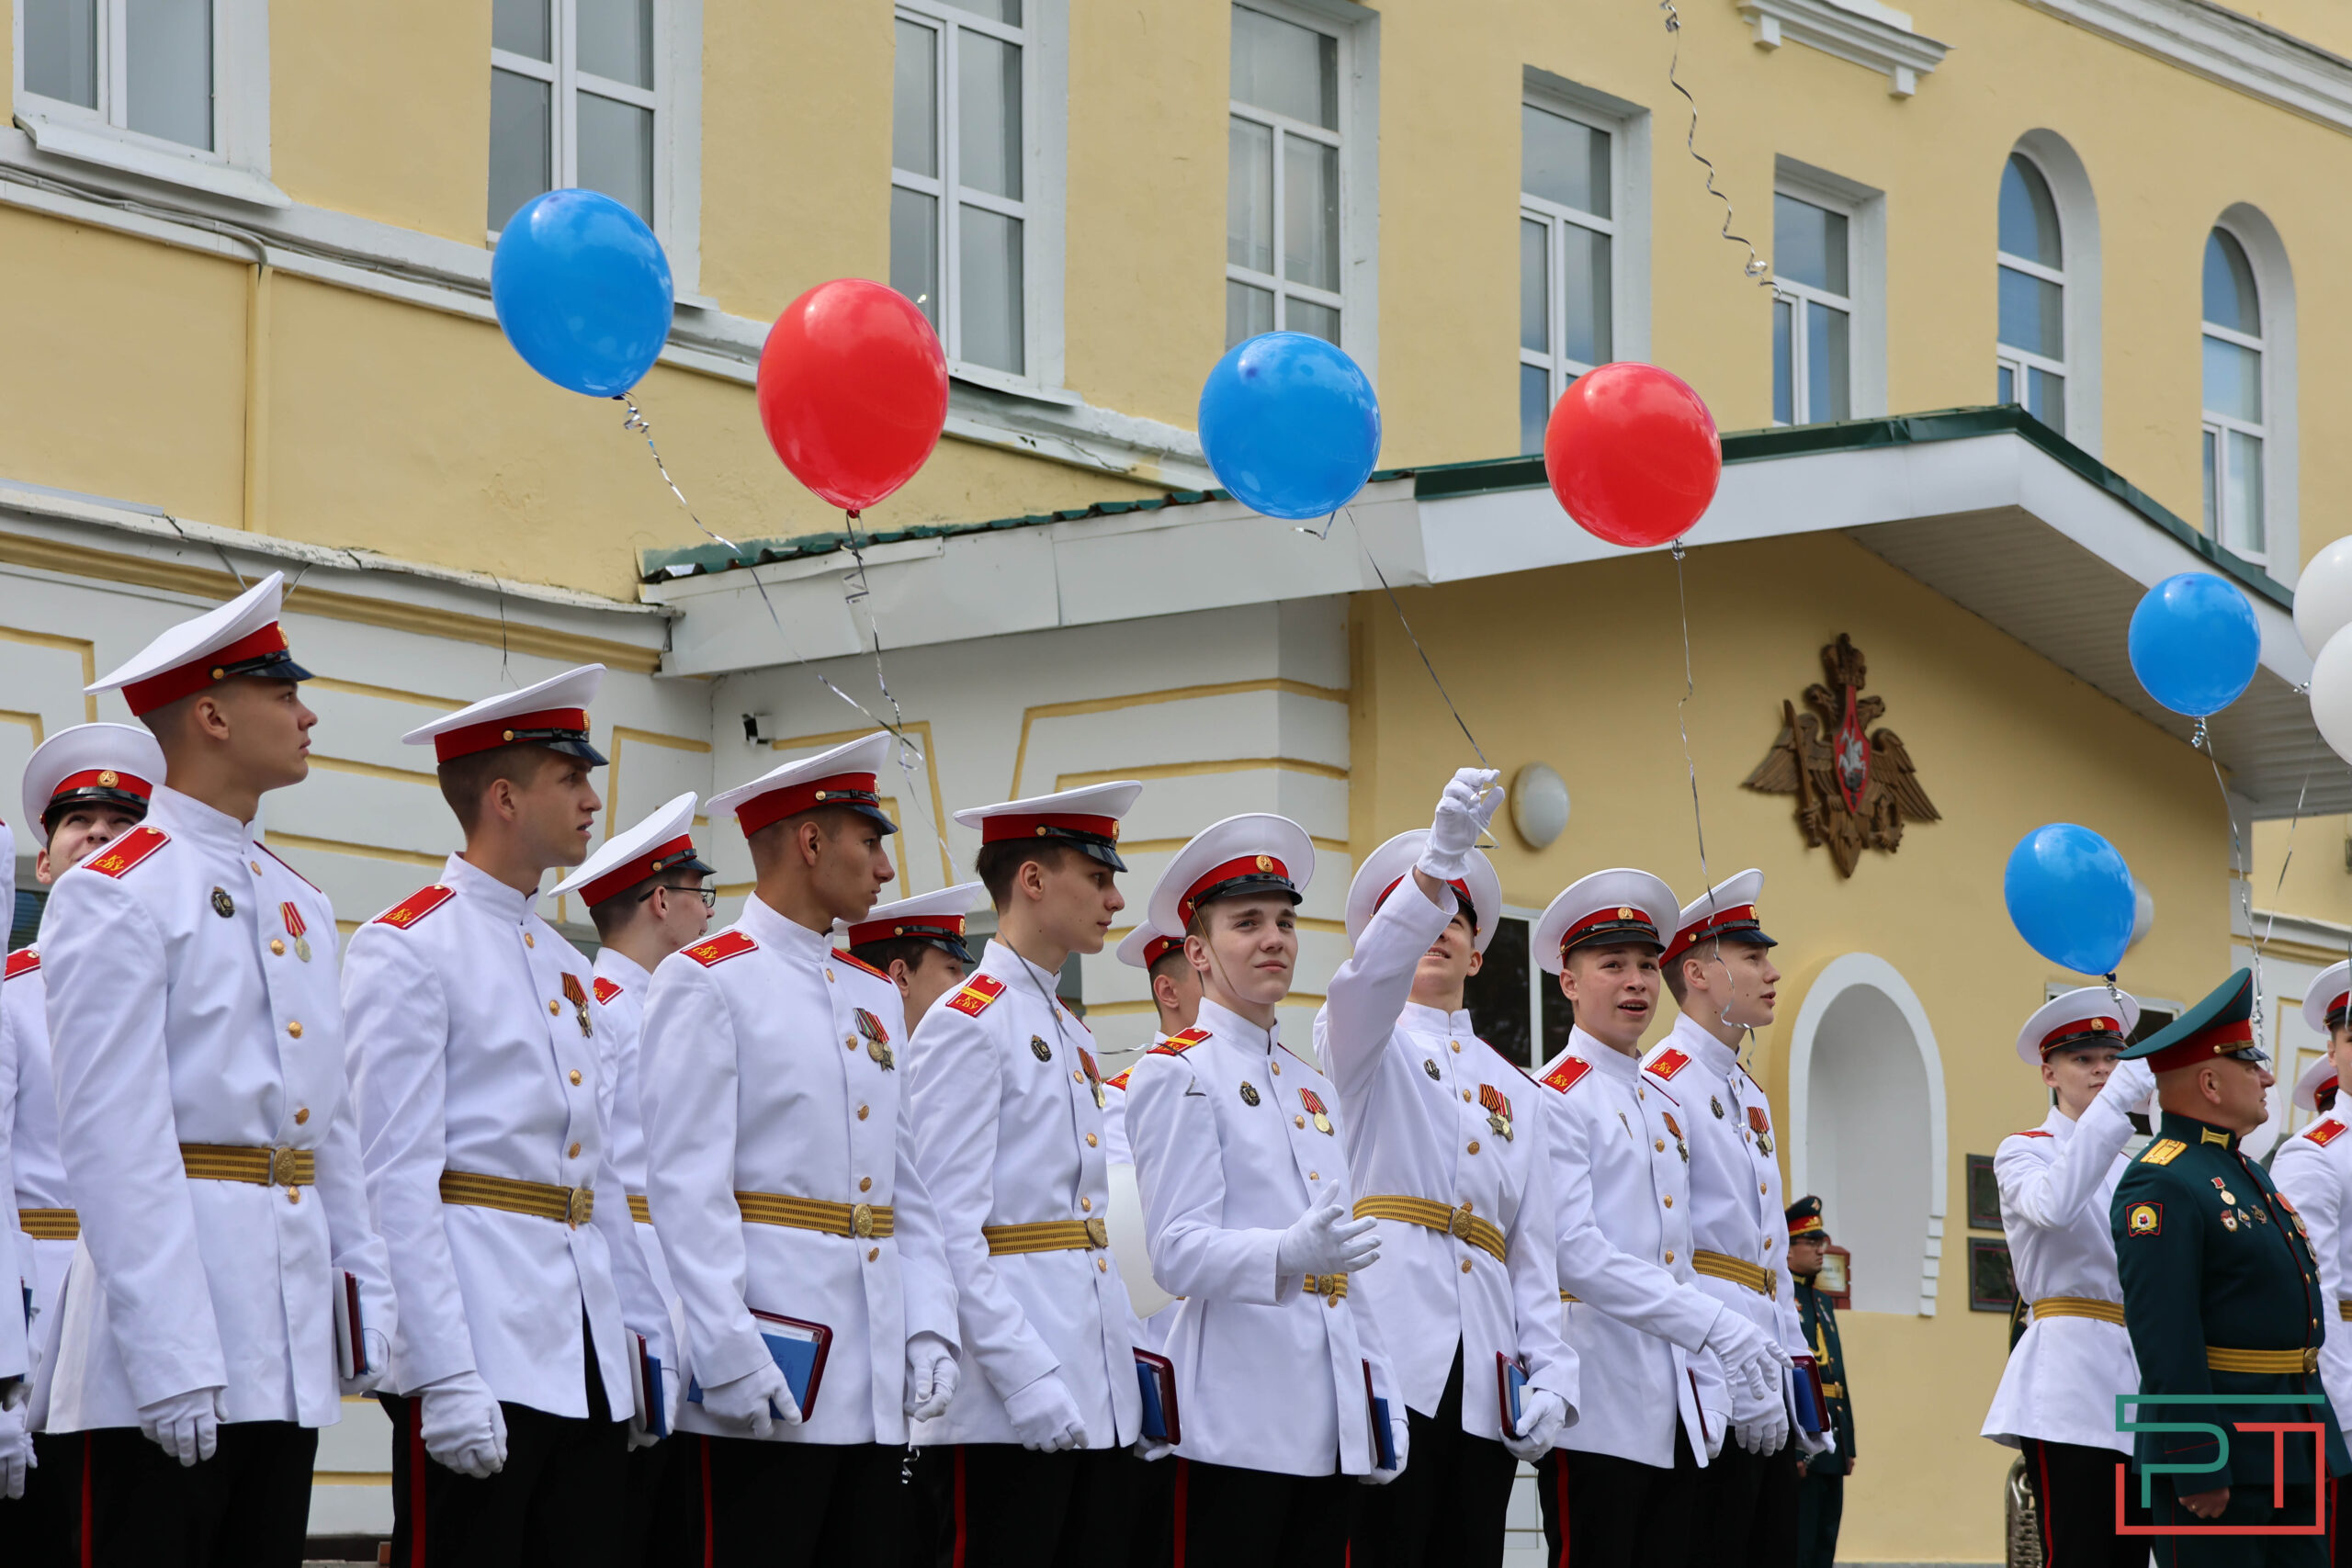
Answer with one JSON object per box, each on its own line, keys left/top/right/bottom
{"left": 890, "top": 187, "right": 940, "bottom": 327}
{"left": 2228, "top": 429, "right": 2265, "bottom": 554}
{"left": 24, "top": 0, "right": 97, "bottom": 107}
{"left": 1283, "top": 134, "right": 1340, "bottom": 292}
{"left": 1226, "top": 279, "right": 1275, "bottom": 348}
{"left": 489, "top": 69, "right": 552, "bottom": 232}
{"left": 2201, "top": 334, "right": 2262, "bottom": 423}
{"left": 1520, "top": 219, "right": 1549, "bottom": 355}
{"left": 1522, "top": 104, "right": 1608, "bottom": 218}
{"left": 493, "top": 0, "right": 550, "bottom": 61}
{"left": 1811, "top": 302, "right": 1850, "bottom": 422}
{"left": 1997, "top": 154, "right": 2061, "bottom": 268}
{"left": 1562, "top": 224, "right": 1611, "bottom": 367}
{"left": 578, "top": 93, "right": 654, "bottom": 225}
{"left": 1772, "top": 297, "right": 1794, "bottom": 424}
{"left": 1996, "top": 265, "right": 2063, "bottom": 360}
{"left": 1287, "top": 297, "right": 1340, "bottom": 346}
{"left": 1996, "top": 363, "right": 2014, "bottom": 404}
{"left": 959, "top": 206, "right": 1024, "bottom": 373}
{"left": 1774, "top": 193, "right": 1847, "bottom": 296}
{"left": 577, "top": 0, "right": 653, "bottom": 88}
{"left": 2029, "top": 367, "right": 2065, "bottom": 435}
{"left": 1227, "top": 116, "right": 1273, "bottom": 274}
{"left": 1230, "top": 6, "right": 1336, "bottom": 130}
{"left": 2201, "top": 428, "right": 2218, "bottom": 536}
{"left": 893, "top": 20, "right": 938, "bottom": 177}
{"left": 1520, "top": 365, "right": 1551, "bottom": 457}
{"left": 958, "top": 31, "right": 1023, "bottom": 200}
{"left": 2202, "top": 229, "right": 2260, "bottom": 335}
{"left": 126, "top": 0, "right": 213, "bottom": 151}
{"left": 947, "top": 0, "right": 1021, "bottom": 20}
{"left": 1537, "top": 964, "right": 1575, "bottom": 1067}
{"left": 1464, "top": 915, "right": 1534, "bottom": 1067}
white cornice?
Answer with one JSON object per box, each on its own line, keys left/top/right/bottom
{"left": 2017, "top": 0, "right": 2352, "bottom": 134}
{"left": 1736, "top": 0, "right": 1951, "bottom": 96}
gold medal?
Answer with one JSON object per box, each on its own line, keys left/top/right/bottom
{"left": 1238, "top": 1081, "right": 1261, "bottom": 1107}
{"left": 855, "top": 1009, "right": 896, "bottom": 1071}
{"left": 210, "top": 886, "right": 235, "bottom": 919}
{"left": 1300, "top": 1087, "right": 1334, "bottom": 1134}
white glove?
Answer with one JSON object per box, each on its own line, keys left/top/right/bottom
{"left": 137, "top": 1385, "right": 223, "bottom": 1468}
{"left": 1419, "top": 768, "right": 1503, "bottom": 881}
{"left": 1503, "top": 1387, "right": 1569, "bottom": 1461}
{"left": 1734, "top": 1401, "right": 1790, "bottom": 1456}
{"left": 0, "top": 1393, "right": 30, "bottom": 1500}
{"left": 1275, "top": 1181, "right": 1381, "bottom": 1280}
{"left": 1703, "top": 1412, "right": 1726, "bottom": 1461}
{"left": 341, "top": 1327, "right": 391, "bottom": 1398}
{"left": 1702, "top": 1306, "right": 1792, "bottom": 1406}
{"left": 905, "top": 1333, "right": 959, "bottom": 1421}
{"left": 2098, "top": 1056, "right": 2157, "bottom": 1119}
{"left": 1362, "top": 1404, "right": 1410, "bottom": 1485}
{"left": 1135, "top": 1435, "right": 1178, "bottom": 1462}
{"left": 1002, "top": 1371, "right": 1086, "bottom": 1452}
{"left": 702, "top": 1361, "right": 794, "bottom": 1438}
{"left": 419, "top": 1372, "right": 509, "bottom": 1479}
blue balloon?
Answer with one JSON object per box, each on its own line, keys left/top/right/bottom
{"left": 491, "top": 189, "right": 674, "bottom": 398}
{"left": 2127, "top": 571, "right": 2260, "bottom": 717}
{"left": 1197, "top": 333, "right": 1382, "bottom": 521}
{"left": 2004, "top": 823, "right": 2136, "bottom": 976}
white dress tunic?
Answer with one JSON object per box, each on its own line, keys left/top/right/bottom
{"left": 39, "top": 788, "right": 390, "bottom": 1430}
{"left": 1125, "top": 998, "right": 1398, "bottom": 1475}
{"left": 585, "top": 946, "right": 687, "bottom": 1377}
{"left": 2268, "top": 1111, "right": 2352, "bottom": 1442}
{"left": 4, "top": 941, "right": 73, "bottom": 1371}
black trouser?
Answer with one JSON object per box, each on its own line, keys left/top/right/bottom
{"left": 1691, "top": 1433, "right": 1800, "bottom": 1568}
{"left": 2152, "top": 1477, "right": 2326, "bottom": 1567}
{"left": 1347, "top": 1341, "right": 1521, "bottom": 1568}
{"left": 1131, "top": 1447, "right": 1177, "bottom": 1568}
{"left": 1176, "top": 1457, "right": 1352, "bottom": 1568}
{"left": 2331, "top": 1475, "right": 2352, "bottom": 1567}
{"left": 650, "top": 1433, "right": 902, "bottom": 1567}
{"left": 82, "top": 1418, "right": 316, "bottom": 1567}
{"left": 1794, "top": 1471, "right": 1842, "bottom": 1568}
{"left": 2021, "top": 1437, "right": 2149, "bottom": 1568}
{"left": 0, "top": 1427, "right": 82, "bottom": 1566}
{"left": 1534, "top": 1423, "right": 1698, "bottom": 1568}
{"left": 381, "top": 1323, "right": 628, "bottom": 1568}
{"left": 918, "top": 1442, "right": 1135, "bottom": 1568}
{"left": 618, "top": 1438, "right": 670, "bottom": 1566}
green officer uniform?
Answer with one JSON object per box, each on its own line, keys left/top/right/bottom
{"left": 2111, "top": 969, "right": 2350, "bottom": 1566}
{"left": 1788, "top": 1196, "right": 1856, "bottom": 1568}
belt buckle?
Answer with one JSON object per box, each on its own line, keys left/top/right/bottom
{"left": 269, "top": 1145, "right": 300, "bottom": 1189}
{"left": 852, "top": 1202, "right": 875, "bottom": 1238}
{"left": 1084, "top": 1216, "right": 1109, "bottom": 1248}
{"left": 566, "top": 1187, "right": 594, "bottom": 1228}
{"left": 2308, "top": 1348, "right": 2323, "bottom": 1374}
{"left": 1447, "top": 1205, "right": 1473, "bottom": 1241}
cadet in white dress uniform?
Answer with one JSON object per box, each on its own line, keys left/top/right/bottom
{"left": 547, "top": 790, "right": 715, "bottom": 1562}
{"left": 905, "top": 784, "right": 1146, "bottom": 1568}
{"left": 842, "top": 882, "right": 985, "bottom": 1040}
{"left": 1321, "top": 772, "right": 1577, "bottom": 1568}
{"left": 2268, "top": 965, "right": 2352, "bottom": 1566}
{"left": 1125, "top": 816, "right": 1405, "bottom": 1568}
{"left": 0, "top": 725, "right": 165, "bottom": 1553}
{"left": 40, "top": 575, "right": 394, "bottom": 1565}
{"left": 639, "top": 737, "right": 959, "bottom": 1567}
{"left": 1647, "top": 869, "right": 1818, "bottom": 1568}
{"left": 347, "top": 667, "right": 674, "bottom": 1568}
{"left": 1531, "top": 869, "right": 1785, "bottom": 1568}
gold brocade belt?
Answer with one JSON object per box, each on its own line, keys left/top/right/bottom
{"left": 18, "top": 1208, "right": 76, "bottom": 1240}
{"left": 628, "top": 1194, "right": 651, "bottom": 1225}
{"left": 1560, "top": 1292, "right": 1580, "bottom": 1303}
{"left": 737, "top": 1190, "right": 894, "bottom": 1239}
{"left": 985, "top": 1218, "right": 1108, "bottom": 1255}
{"left": 182, "top": 1143, "right": 313, "bottom": 1188}
{"left": 1352, "top": 1195, "right": 1508, "bottom": 1264}
{"left": 2206, "top": 1345, "right": 2320, "bottom": 1375}
{"left": 2339, "top": 1300, "right": 2351, "bottom": 1324}
{"left": 2032, "top": 1296, "right": 2126, "bottom": 1326}
{"left": 1303, "top": 1273, "right": 1349, "bottom": 1304}
{"left": 439, "top": 1169, "right": 594, "bottom": 1228}
{"left": 1692, "top": 1250, "right": 1778, "bottom": 1298}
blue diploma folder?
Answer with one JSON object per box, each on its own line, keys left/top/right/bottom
{"left": 686, "top": 1312, "right": 831, "bottom": 1420}
{"left": 1364, "top": 1360, "right": 1397, "bottom": 1472}
{"left": 1498, "top": 1353, "right": 1530, "bottom": 1438}
{"left": 1136, "top": 1349, "right": 1180, "bottom": 1444}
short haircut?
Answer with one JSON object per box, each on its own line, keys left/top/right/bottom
{"left": 587, "top": 872, "right": 662, "bottom": 942}
{"left": 747, "top": 804, "right": 876, "bottom": 868}
{"left": 976, "top": 838, "right": 1082, "bottom": 910}
{"left": 852, "top": 936, "right": 955, "bottom": 980}
{"left": 437, "top": 742, "right": 567, "bottom": 834}
{"left": 1147, "top": 947, "right": 1193, "bottom": 988}
{"left": 1663, "top": 947, "right": 1701, "bottom": 1004}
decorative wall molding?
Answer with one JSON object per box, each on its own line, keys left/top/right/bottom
{"left": 1736, "top": 0, "right": 1950, "bottom": 96}
{"left": 2017, "top": 0, "right": 2352, "bottom": 135}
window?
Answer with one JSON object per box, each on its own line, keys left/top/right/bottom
{"left": 1227, "top": 4, "right": 1345, "bottom": 348}
{"left": 1996, "top": 153, "right": 2066, "bottom": 435}
{"left": 1772, "top": 192, "right": 1851, "bottom": 426}
{"left": 1518, "top": 102, "right": 1614, "bottom": 455}
{"left": 890, "top": 1, "right": 1031, "bottom": 377}
{"left": 2202, "top": 227, "right": 2267, "bottom": 563}
{"left": 490, "top": 0, "right": 662, "bottom": 236}
{"left": 20, "top": 0, "right": 213, "bottom": 150}
{"left": 1460, "top": 912, "right": 1573, "bottom": 1071}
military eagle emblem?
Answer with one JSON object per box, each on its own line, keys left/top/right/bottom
{"left": 1742, "top": 635, "right": 1939, "bottom": 878}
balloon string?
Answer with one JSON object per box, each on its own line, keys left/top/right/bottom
{"left": 1670, "top": 539, "right": 1749, "bottom": 1041}
{"left": 836, "top": 507, "right": 953, "bottom": 878}
{"left": 1660, "top": 0, "right": 1772, "bottom": 288}
{"left": 1348, "top": 509, "right": 1488, "bottom": 770}
{"left": 2193, "top": 716, "right": 2264, "bottom": 1040}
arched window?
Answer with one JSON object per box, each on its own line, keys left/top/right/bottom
{"left": 2203, "top": 228, "right": 2268, "bottom": 564}
{"left": 1996, "top": 153, "right": 2066, "bottom": 434}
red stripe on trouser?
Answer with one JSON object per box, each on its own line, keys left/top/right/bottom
{"left": 409, "top": 1399, "right": 429, "bottom": 1568}
{"left": 1173, "top": 1459, "right": 1191, "bottom": 1568}
{"left": 952, "top": 1446, "right": 967, "bottom": 1568}
{"left": 700, "top": 1436, "right": 715, "bottom": 1568}
{"left": 2032, "top": 1440, "right": 2056, "bottom": 1567}
{"left": 80, "top": 1433, "right": 93, "bottom": 1568}
{"left": 1554, "top": 1454, "right": 1571, "bottom": 1568}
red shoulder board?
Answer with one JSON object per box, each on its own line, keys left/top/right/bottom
{"left": 83, "top": 826, "right": 167, "bottom": 879}
{"left": 2015, "top": 1128, "right": 2054, "bottom": 1138}
{"left": 833, "top": 948, "right": 890, "bottom": 983}
{"left": 1106, "top": 1069, "right": 1131, "bottom": 1091}
{"left": 4, "top": 948, "right": 37, "bottom": 981}
{"left": 684, "top": 931, "right": 757, "bottom": 968}
{"left": 1152, "top": 1027, "right": 1211, "bottom": 1056}
{"left": 593, "top": 976, "right": 623, "bottom": 1006}
{"left": 1542, "top": 1055, "right": 1593, "bottom": 1093}
{"left": 2307, "top": 1120, "right": 2347, "bottom": 1147}
{"left": 944, "top": 974, "right": 1006, "bottom": 1017}
{"left": 376, "top": 883, "right": 454, "bottom": 929}
{"left": 1059, "top": 995, "right": 1093, "bottom": 1033}
{"left": 256, "top": 842, "right": 322, "bottom": 893}
{"left": 1647, "top": 1047, "right": 1691, "bottom": 1081}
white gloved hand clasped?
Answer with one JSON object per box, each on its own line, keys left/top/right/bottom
{"left": 1503, "top": 1387, "right": 1570, "bottom": 1461}
{"left": 1419, "top": 768, "right": 1502, "bottom": 882}
{"left": 1702, "top": 1305, "right": 1792, "bottom": 1406}
{"left": 137, "top": 1385, "right": 223, "bottom": 1468}
{"left": 702, "top": 1361, "right": 794, "bottom": 1438}
{"left": 1003, "top": 1371, "right": 1086, "bottom": 1452}
{"left": 904, "top": 1332, "right": 959, "bottom": 1422}
{"left": 1275, "top": 1181, "right": 1381, "bottom": 1280}
{"left": 419, "top": 1372, "right": 509, "bottom": 1479}
{"left": 0, "top": 1391, "right": 31, "bottom": 1499}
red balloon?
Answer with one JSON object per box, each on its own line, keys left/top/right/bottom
{"left": 1543, "top": 363, "right": 1722, "bottom": 547}
{"left": 756, "top": 279, "right": 948, "bottom": 513}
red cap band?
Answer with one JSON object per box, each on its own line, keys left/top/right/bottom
{"left": 978, "top": 812, "right": 1121, "bottom": 845}
{"left": 846, "top": 912, "right": 967, "bottom": 948}
{"left": 735, "top": 773, "right": 883, "bottom": 837}
{"left": 48, "top": 767, "right": 156, "bottom": 807}
{"left": 432, "top": 707, "right": 592, "bottom": 764}
{"left": 2328, "top": 992, "right": 2350, "bottom": 1027}
{"left": 2038, "top": 1017, "right": 2126, "bottom": 1058}
{"left": 1140, "top": 933, "right": 1185, "bottom": 968}
{"left": 1560, "top": 905, "right": 1661, "bottom": 956}
{"left": 576, "top": 834, "right": 699, "bottom": 907}
{"left": 1664, "top": 904, "right": 1760, "bottom": 964}
{"left": 1788, "top": 1214, "right": 1825, "bottom": 1237}
{"left": 120, "top": 624, "right": 291, "bottom": 716}
{"left": 2142, "top": 1017, "right": 2258, "bottom": 1075}
{"left": 1178, "top": 854, "right": 1291, "bottom": 924}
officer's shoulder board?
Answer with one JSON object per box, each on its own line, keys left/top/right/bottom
{"left": 1152, "top": 1026, "right": 1211, "bottom": 1056}
{"left": 2138, "top": 1137, "right": 2188, "bottom": 1166}
{"left": 2305, "top": 1119, "right": 2348, "bottom": 1148}
{"left": 83, "top": 826, "right": 168, "bottom": 879}
{"left": 1106, "top": 1068, "right": 1131, "bottom": 1091}
{"left": 1058, "top": 994, "right": 1093, "bottom": 1033}
{"left": 4, "top": 947, "right": 37, "bottom": 981}
{"left": 1646, "top": 1046, "right": 1691, "bottom": 1082}
{"left": 2013, "top": 1128, "right": 2054, "bottom": 1139}
{"left": 684, "top": 931, "right": 757, "bottom": 968}
{"left": 255, "top": 842, "right": 322, "bottom": 894}
{"left": 944, "top": 973, "right": 1006, "bottom": 1017}
{"left": 1542, "top": 1055, "right": 1592, "bottom": 1094}
{"left": 375, "top": 882, "right": 454, "bottom": 929}
{"left": 593, "top": 976, "right": 623, "bottom": 1006}
{"left": 832, "top": 947, "right": 891, "bottom": 984}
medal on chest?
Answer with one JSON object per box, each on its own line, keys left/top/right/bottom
{"left": 1712, "top": 1095, "right": 1725, "bottom": 1120}
{"left": 855, "top": 1008, "right": 895, "bottom": 1071}
{"left": 1238, "top": 1080, "right": 1261, "bottom": 1107}
{"left": 280, "top": 901, "right": 311, "bottom": 962}
{"left": 1299, "top": 1087, "right": 1333, "bottom": 1134}
{"left": 1078, "top": 1047, "right": 1104, "bottom": 1108}
{"left": 560, "top": 973, "right": 593, "bottom": 1037}
{"left": 1031, "top": 1034, "right": 1053, "bottom": 1064}
{"left": 210, "top": 886, "right": 235, "bottom": 919}
{"left": 1748, "top": 1104, "right": 1774, "bottom": 1156}
{"left": 1480, "top": 1083, "right": 1514, "bottom": 1143}
{"left": 1424, "top": 1058, "right": 1442, "bottom": 1081}
{"left": 1661, "top": 1110, "right": 1689, "bottom": 1163}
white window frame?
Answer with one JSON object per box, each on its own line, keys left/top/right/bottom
{"left": 890, "top": 0, "right": 1069, "bottom": 394}
{"left": 2201, "top": 220, "right": 2274, "bottom": 570}
{"left": 1516, "top": 72, "right": 1650, "bottom": 451}
{"left": 1225, "top": 0, "right": 1380, "bottom": 378}
{"left": 2004, "top": 130, "right": 2103, "bottom": 455}
{"left": 11, "top": 0, "right": 285, "bottom": 208}
{"left": 1994, "top": 161, "right": 2065, "bottom": 432}
{"left": 1772, "top": 156, "right": 1887, "bottom": 427}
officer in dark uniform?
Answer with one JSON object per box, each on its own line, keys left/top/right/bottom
{"left": 2111, "top": 969, "right": 2351, "bottom": 1565}
{"left": 1786, "top": 1197, "right": 1854, "bottom": 1568}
